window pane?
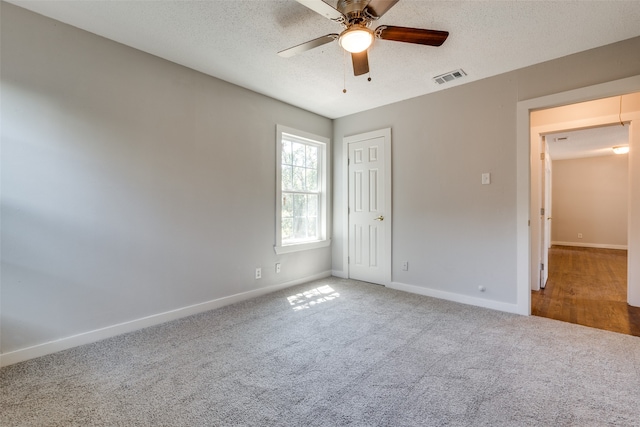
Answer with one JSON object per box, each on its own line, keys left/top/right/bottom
{"left": 306, "top": 168, "right": 318, "bottom": 192}
{"left": 307, "top": 216, "right": 318, "bottom": 239}
{"left": 292, "top": 142, "right": 306, "bottom": 166}
{"left": 306, "top": 145, "right": 318, "bottom": 169}
{"left": 307, "top": 194, "right": 318, "bottom": 217}
{"left": 293, "top": 217, "right": 308, "bottom": 240}
{"left": 282, "top": 165, "right": 293, "bottom": 191}
{"left": 292, "top": 166, "right": 305, "bottom": 191}
{"left": 282, "top": 218, "right": 293, "bottom": 241}
{"left": 282, "top": 193, "right": 293, "bottom": 218}
{"left": 282, "top": 140, "right": 292, "bottom": 165}
{"left": 293, "top": 194, "right": 307, "bottom": 218}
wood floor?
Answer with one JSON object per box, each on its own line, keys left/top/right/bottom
{"left": 531, "top": 245, "right": 640, "bottom": 337}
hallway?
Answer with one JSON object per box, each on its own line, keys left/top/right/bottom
{"left": 532, "top": 245, "right": 640, "bottom": 336}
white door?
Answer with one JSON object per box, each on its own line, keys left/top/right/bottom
{"left": 346, "top": 129, "right": 391, "bottom": 285}
{"left": 541, "top": 139, "right": 552, "bottom": 288}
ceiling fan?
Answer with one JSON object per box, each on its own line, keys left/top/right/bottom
{"left": 278, "top": 0, "right": 449, "bottom": 76}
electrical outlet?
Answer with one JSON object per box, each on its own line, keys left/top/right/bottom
{"left": 402, "top": 261, "right": 409, "bottom": 271}
{"left": 578, "top": 233, "right": 583, "bottom": 239}
{"left": 275, "top": 263, "right": 281, "bottom": 274}
{"left": 255, "top": 267, "right": 262, "bottom": 279}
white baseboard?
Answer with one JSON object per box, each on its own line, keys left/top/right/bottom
{"left": 389, "top": 281, "right": 527, "bottom": 316}
{"left": 0, "top": 271, "right": 332, "bottom": 367}
{"left": 331, "top": 269, "right": 348, "bottom": 279}
{"left": 552, "top": 241, "right": 628, "bottom": 250}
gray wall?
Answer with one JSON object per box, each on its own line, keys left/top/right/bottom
{"left": 1, "top": 4, "right": 332, "bottom": 356}
{"left": 333, "top": 77, "right": 519, "bottom": 304}
{"left": 552, "top": 155, "right": 628, "bottom": 248}
{"left": 332, "top": 36, "right": 640, "bottom": 305}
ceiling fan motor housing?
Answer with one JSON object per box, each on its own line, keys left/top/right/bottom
{"left": 337, "top": 0, "right": 371, "bottom": 25}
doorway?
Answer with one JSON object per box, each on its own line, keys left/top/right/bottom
{"left": 531, "top": 123, "right": 636, "bottom": 334}
{"left": 516, "top": 77, "right": 640, "bottom": 316}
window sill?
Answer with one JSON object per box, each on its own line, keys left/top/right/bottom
{"left": 274, "top": 239, "right": 331, "bottom": 254}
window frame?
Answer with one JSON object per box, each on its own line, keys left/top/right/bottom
{"left": 275, "top": 125, "right": 330, "bottom": 254}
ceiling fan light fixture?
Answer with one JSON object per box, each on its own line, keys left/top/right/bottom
{"left": 612, "top": 145, "right": 629, "bottom": 154}
{"left": 339, "top": 26, "right": 373, "bottom": 53}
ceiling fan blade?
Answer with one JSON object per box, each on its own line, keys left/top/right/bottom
{"left": 294, "top": 0, "right": 345, "bottom": 22}
{"left": 364, "top": 0, "right": 400, "bottom": 19}
{"left": 351, "top": 51, "right": 369, "bottom": 76}
{"left": 376, "top": 25, "right": 449, "bottom": 46}
{"left": 278, "top": 34, "right": 339, "bottom": 58}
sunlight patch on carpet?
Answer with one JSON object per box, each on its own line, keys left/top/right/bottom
{"left": 287, "top": 285, "right": 340, "bottom": 311}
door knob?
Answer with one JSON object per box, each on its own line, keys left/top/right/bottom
{"left": 374, "top": 216, "right": 384, "bottom": 221}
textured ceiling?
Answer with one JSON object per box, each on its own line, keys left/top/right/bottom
{"left": 7, "top": 0, "right": 640, "bottom": 119}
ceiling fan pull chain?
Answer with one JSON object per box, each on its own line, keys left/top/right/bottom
{"left": 343, "top": 49, "right": 348, "bottom": 93}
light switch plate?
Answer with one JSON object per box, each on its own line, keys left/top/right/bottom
{"left": 482, "top": 173, "right": 491, "bottom": 185}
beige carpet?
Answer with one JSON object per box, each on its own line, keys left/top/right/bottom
{"left": 2, "top": 277, "right": 639, "bottom": 426}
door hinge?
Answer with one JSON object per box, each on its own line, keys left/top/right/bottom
{"left": 540, "top": 263, "right": 545, "bottom": 271}
{"left": 348, "top": 158, "right": 350, "bottom": 165}
{"left": 540, "top": 153, "right": 545, "bottom": 160}
{"left": 540, "top": 208, "right": 545, "bottom": 216}
{"left": 347, "top": 256, "right": 350, "bottom": 264}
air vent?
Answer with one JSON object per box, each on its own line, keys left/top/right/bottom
{"left": 433, "top": 69, "right": 467, "bottom": 85}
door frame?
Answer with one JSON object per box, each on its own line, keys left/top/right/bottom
{"left": 342, "top": 128, "right": 392, "bottom": 286}
{"left": 542, "top": 141, "right": 552, "bottom": 288}
{"left": 516, "top": 75, "right": 640, "bottom": 314}
{"left": 531, "top": 134, "right": 553, "bottom": 291}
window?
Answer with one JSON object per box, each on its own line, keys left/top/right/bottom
{"left": 275, "top": 125, "right": 330, "bottom": 254}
